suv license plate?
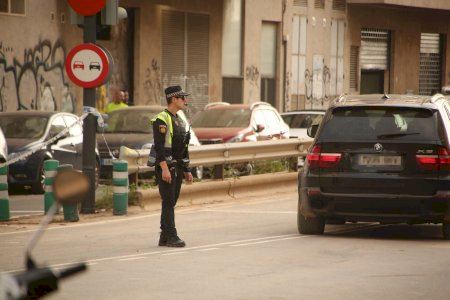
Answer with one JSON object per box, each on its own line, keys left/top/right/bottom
{"left": 359, "top": 155, "right": 401, "bottom": 166}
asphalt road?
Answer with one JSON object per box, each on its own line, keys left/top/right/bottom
{"left": 1, "top": 193, "right": 450, "bottom": 299}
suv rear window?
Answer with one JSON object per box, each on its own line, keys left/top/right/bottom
{"left": 319, "top": 107, "right": 440, "bottom": 141}
{"left": 192, "top": 109, "right": 251, "bottom": 128}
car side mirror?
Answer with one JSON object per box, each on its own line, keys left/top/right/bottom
{"left": 255, "top": 124, "right": 265, "bottom": 133}
{"left": 307, "top": 124, "right": 319, "bottom": 138}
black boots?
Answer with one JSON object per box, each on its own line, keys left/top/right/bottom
{"left": 159, "top": 233, "right": 186, "bottom": 247}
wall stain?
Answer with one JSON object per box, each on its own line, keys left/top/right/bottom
{"left": 0, "top": 38, "right": 75, "bottom": 112}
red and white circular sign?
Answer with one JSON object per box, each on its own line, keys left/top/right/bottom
{"left": 67, "top": 0, "right": 106, "bottom": 16}
{"left": 65, "top": 43, "right": 111, "bottom": 88}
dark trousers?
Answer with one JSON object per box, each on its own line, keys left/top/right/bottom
{"left": 156, "top": 165, "right": 184, "bottom": 236}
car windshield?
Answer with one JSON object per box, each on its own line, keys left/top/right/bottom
{"left": 282, "top": 113, "right": 323, "bottom": 128}
{"left": 0, "top": 116, "right": 48, "bottom": 139}
{"left": 105, "top": 109, "right": 159, "bottom": 133}
{"left": 319, "top": 107, "right": 440, "bottom": 141}
{"left": 192, "top": 108, "right": 251, "bottom": 128}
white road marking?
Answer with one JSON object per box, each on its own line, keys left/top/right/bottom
{"left": 4, "top": 225, "right": 380, "bottom": 274}
{"left": 231, "top": 236, "right": 304, "bottom": 247}
{"left": 118, "top": 257, "right": 147, "bottom": 261}
{"left": 197, "top": 248, "right": 219, "bottom": 252}
{"left": 201, "top": 209, "right": 295, "bottom": 214}
{"left": 161, "top": 252, "right": 188, "bottom": 256}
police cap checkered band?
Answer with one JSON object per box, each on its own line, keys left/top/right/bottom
{"left": 165, "top": 85, "right": 190, "bottom": 99}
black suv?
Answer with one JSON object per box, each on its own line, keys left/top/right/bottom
{"left": 298, "top": 94, "right": 450, "bottom": 239}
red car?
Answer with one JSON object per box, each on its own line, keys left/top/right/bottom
{"left": 191, "top": 102, "right": 290, "bottom": 144}
{"left": 73, "top": 61, "right": 84, "bottom": 70}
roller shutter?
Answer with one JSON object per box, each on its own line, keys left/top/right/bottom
{"left": 360, "top": 28, "right": 389, "bottom": 70}
{"left": 419, "top": 33, "right": 442, "bottom": 95}
{"left": 162, "top": 10, "right": 209, "bottom": 115}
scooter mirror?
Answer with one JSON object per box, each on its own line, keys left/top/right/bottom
{"left": 53, "top": 170, "right": 89, "bottom": 205}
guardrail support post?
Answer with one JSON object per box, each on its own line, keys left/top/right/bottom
{"left": 44, "top": 160, "right": 59, "bottom": 214}
{"left": 0, "top": 165, "right": 10, "bottom": 221}
{"left": 112, "top": 160, "right": 128, "bottom": 215}
{"left": 58, "top": 164, "right": 79, "bottom": 222}
{"left": 213, "top": 164, "right": 224, "bottom": 180}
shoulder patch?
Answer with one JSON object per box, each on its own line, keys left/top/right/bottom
{"left": 159, "top": 125, "right": 167, "bottom": 133}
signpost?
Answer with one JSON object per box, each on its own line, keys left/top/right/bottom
{"left": 66, "top": 0, "right": 113, "bottom": 214}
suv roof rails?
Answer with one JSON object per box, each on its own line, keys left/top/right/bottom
{"left": 335, "top": 94, "right": 347, "bottom": 104}
{"left": 250, "top": 102, "right": 272, "bottom": 110}
{"left": 204, "top": 102, "right": 230, "bottom": 109}
{"left": 430, "top": 93, "right": 445, "bottom": 103}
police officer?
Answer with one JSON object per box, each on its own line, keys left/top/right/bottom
{"left": 150, "top": 85, "right": 193, "bottom": 247}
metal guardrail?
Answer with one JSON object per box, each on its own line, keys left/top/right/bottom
{"left": 119, "top": 138, "right": 313, "bottom": 175}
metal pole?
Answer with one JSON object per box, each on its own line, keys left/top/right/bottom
{"left": 81, "top": 15, "right": 97, "bottom": 214}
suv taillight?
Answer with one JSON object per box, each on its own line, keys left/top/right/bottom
{"left": 416, "top": 147, "right": 450, "bottom": 171}
{"left": 306, "top": 144, "right": 342, "bottom": 169}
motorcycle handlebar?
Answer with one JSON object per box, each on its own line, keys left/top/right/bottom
{"left": 55, "top": 263, "right": 87, "bottom": 280}
{"left": 8, "top": 263, "right": 87, "bottom": 299}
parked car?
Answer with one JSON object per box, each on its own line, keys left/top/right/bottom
{"left": 298, "top": 94, "right": 450, "bottom": 239}
{"left": 281, "top": 110, "right": 325, "bottom": 140}
{"left": 0, "top": 127, "right": 7, "bottom": 164}
{"left": 281, "top": 110, "right": 325, "bottom": 168}
{"left": 0, "top": 111, "right": 99, "bottom": 194}
{"left": 97, "top": 105, "right": 202, "bottom": 179}
{"left": 191, "top": 102, "right": 289, "bottom": 144}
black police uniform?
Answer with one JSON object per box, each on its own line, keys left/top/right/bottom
{"left": 152, "top": 109, "right": 190, "bottom": 247}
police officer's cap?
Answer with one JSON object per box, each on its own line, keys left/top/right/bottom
{"left": 165, "top": 85, "right": 190, "bottom": 100}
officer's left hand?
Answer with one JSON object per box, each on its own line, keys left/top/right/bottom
{"left": 184, "top": 172, "right": 193, "bottom": 184}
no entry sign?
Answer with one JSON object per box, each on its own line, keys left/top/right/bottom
{"left": 67, "top": 0, "right": 106, "bottom": 16}
{"left": 65, "top": 43, "right": 112, "bottom": 88}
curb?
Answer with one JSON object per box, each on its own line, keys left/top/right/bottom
{"left": 137, "top": 172, "right": 298, "bottom": 209}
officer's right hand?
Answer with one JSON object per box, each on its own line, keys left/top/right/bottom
{"left": 162, "top": 167, "right": 172, "bottom": 183}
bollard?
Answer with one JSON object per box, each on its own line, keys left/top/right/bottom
{"left": 57, "top": 164, "right": 79, "bottom": 222}
{"left": 44, "top": 160, "right": 59, "bottom": 214}
{"left": 112, "top": 160, "right": 128, "bottom": 215}
{"left": 0, "top": 165, "right": 10, "bottom": 221}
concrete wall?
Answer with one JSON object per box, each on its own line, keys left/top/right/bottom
{"left": 0, "top": 0, "right": 78, "bottom": 112}
{"left": 124, "top": 0, "right": 222, "bottom": 107}
{"left": 348, "top": 4, "right": 450, "bottom": 94}
{"left": 243, "top": 0, "right": 283, "bottom": 108}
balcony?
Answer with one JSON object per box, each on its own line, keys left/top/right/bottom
{"left": 347, "top": 0, "right": 450, "bottom": 11}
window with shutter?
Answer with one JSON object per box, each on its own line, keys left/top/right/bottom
{"left": 162, "top": 10, "right": 209, "bottom": 115}
{"left": 419, "top": 33, "right": 442, "bottom": 95}
{"left": 314, "top": 0, "right": 325, "bottom": 9}
{"left": 332, "top": 0, "right": 346, "bottom": 11}
{"left": 350, "top": 46, "right": 359, "bottom": 91}
{"left": 293, "top": 0, "right": 308, "bottom": 7}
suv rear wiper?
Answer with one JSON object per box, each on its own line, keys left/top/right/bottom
{"left": 377, "top": 132, "right": 420, "bottom": 139}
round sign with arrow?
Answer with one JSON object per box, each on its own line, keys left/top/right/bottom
{"left": 65, "top": 43, "right": 113, "bottom": 88}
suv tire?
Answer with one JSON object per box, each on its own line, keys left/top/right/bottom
{"left": 297, "top": 198, "right": 325, "bottom": 235}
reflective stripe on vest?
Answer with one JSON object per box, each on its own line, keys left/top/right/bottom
{"left": 151, "top": 111, "right": 173, "bottom": 147}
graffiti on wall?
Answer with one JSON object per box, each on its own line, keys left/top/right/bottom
{"left": 304, "top": 55, "right": 331, "bottom": 109}
{"left": 245, "top": 65, "right": 260, "bottom": 88}
{"left": 0, "top": 39, "right": 75, "bottom": 112}
{"left": 143, "top": 58, "right": 162, "bottom": 105}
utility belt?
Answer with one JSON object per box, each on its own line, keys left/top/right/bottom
{"left": 147, "top": 155, "right": 189, "bottom": 168}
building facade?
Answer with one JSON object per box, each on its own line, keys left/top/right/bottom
{"left": 0, "top": 0, "right": 449, "bottom": 114}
